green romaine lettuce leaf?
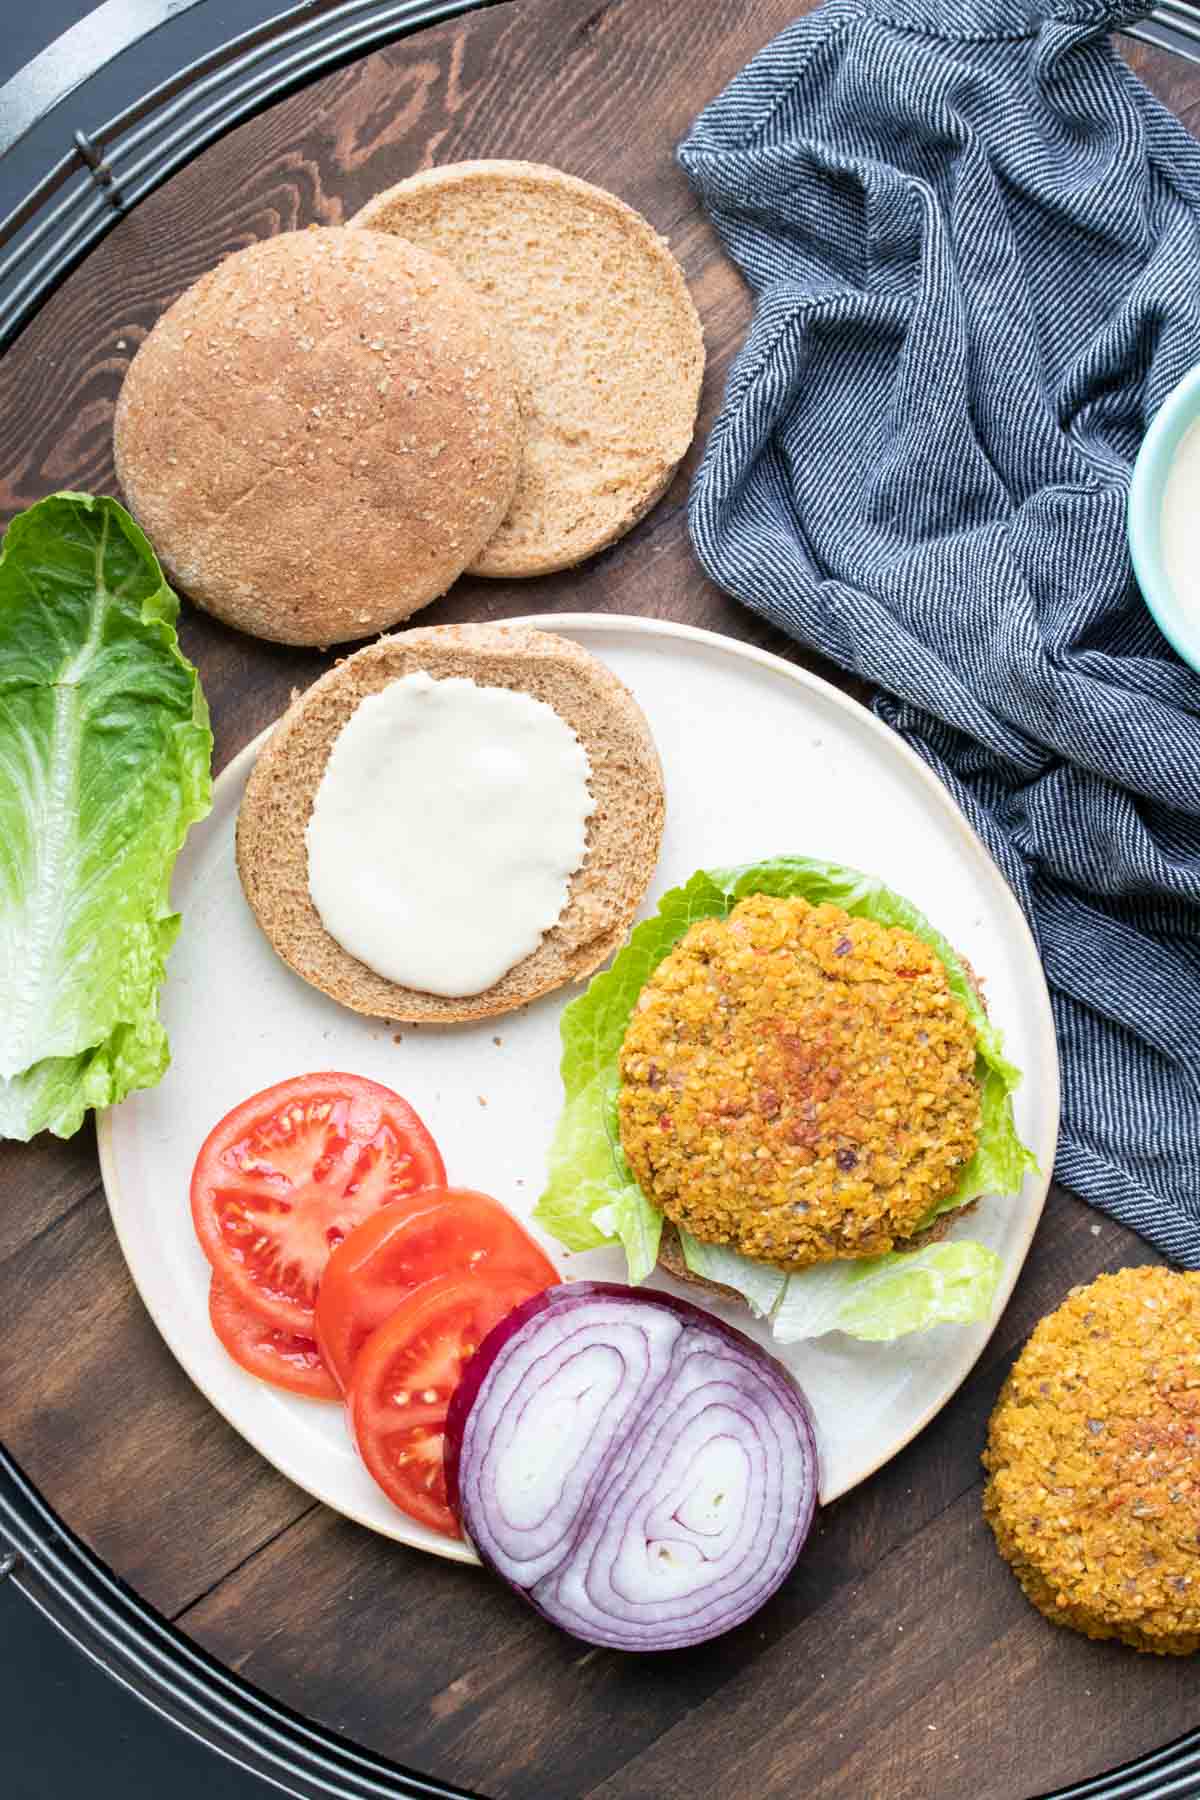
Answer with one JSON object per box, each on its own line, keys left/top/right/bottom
{"left": 0, "top": 493, "right": 212, "bottom": 1139}
{"left": 677, "top": 1229, "right": 788, "bottom": 1319}
{"left": 767, "top": 1240, "right": 1003, "bottom": 1343}
{"left": 535, "top": 855, "right": 1035, "bottom": 1340}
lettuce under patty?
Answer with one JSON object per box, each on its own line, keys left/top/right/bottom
{"left": 534, "top": 857, "right": 1035, "bottom": 1342}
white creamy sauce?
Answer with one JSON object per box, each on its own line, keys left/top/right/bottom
{"left": 305, "top": 671, "right": 594, "bottom": 998}
{"left": 1163, "top": 419, "right": 1200, "bottom": 610}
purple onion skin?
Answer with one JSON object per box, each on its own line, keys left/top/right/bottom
{"left": 443, "top": 1280, "right": 820, "bottom": 1652}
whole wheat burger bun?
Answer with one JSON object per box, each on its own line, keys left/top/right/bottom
{"left": 236, "top": 623, "right": 665, "bottom": 1022}
{"left": 112, "top": 228, "right": 523, "bottom": 646}
{"left": 352, "top": 162, "right": 705, "bottom": 578}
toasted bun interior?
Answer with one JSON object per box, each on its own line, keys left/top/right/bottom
{"left": 353, "top": 161, "right": 705, "bottom": 578}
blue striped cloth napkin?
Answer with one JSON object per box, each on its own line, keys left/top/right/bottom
{"left": 679, "top": 0, "right": 1200, "bottom": 1262}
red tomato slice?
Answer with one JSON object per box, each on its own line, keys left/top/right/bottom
{"left": 209, "top": 1279, "right": 340, "bottom": 1400}
{"left": 314, "top": 1188, "right": 558, "bottom": 1392}
{"left": 190, "top": 1073, "right": 445, "bottom": 1334}
{"left": 348, "top": 1272, "right": 545, "bottom": 1538}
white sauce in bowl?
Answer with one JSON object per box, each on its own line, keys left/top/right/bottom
{"left": 306, "top": 671, "right": 594, "bottom": 997}
{"left": 1163, "top": 419, "right": 1200, "bottom": 610}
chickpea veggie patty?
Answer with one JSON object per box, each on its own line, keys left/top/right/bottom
{"left": 983, "top": 1266, "right": 1200, "bottom": 1655}
{"left": 618, "top": 894, "right": 981, "bottom": 1269}
{"left": 536, "top": 856, "right": 1032, "bottom": 1344}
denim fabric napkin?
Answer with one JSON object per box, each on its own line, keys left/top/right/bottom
{"left": 679, "top": 0, "right": 1200, "bottom": 1261}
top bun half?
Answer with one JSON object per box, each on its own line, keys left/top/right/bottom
{"left": 113, "top": 228, "right": 523, "bottom": 646}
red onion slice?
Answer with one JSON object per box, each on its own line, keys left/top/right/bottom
{"left": 445, "top": 1282, "right": 819, "bottom": 1651}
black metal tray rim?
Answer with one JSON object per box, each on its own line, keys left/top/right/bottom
{"left": 2, "top": 0, "right": 1200, "bottom": 1794}
{"left": 0, "top": 1444, "right": 478, "bottom": 1800}
{"left": 0, "top": 0, "right": 501, "bottom": 351}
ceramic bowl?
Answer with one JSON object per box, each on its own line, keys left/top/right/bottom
{"left": 1128, "top": 363, "right": 1200, "bottom": 671}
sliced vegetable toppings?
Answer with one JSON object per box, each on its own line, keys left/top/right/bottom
{"left": 315, "top": 1188, "right": 559, "bottom": 1392}
{"left": 0, "top": 492, "right": 212, "bottom": 1141}
{"left": 349, "top": 1270, "right": 550, "bottom": 1538}
{"left": 445, "top": 1282, "right": 819, "bottom": 1649}
{"left": 190, "top": 1073, "right": 446, "bottom": 1334}
{"left": 208, "top": 1279, "right": 339, "bottom": 1400}
{"left": 191, "top": 1098, "right": 561, "bottom": 1541}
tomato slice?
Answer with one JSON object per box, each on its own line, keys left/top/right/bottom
{"left": 209, "top": 1279, "right": 340, "bottom": 1400}
{"left": 314, "top": 1188, "right": 558, "bottom": 1391}
{"left": 190, "top": 1073, "right": 446, "bottom": 1334}
{"left": 348, "top": 1272, "right": 546, "bottom": 1537}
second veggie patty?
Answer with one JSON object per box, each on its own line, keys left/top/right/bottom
{"left": 617, "top": 893, "right": 981, "bottom": 1268}
{"left": 983, "top": 1266, "right": 1200, "bottom": 1655}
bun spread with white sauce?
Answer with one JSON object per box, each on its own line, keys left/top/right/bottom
{"left": 305, "top": 669, "right": 596, "bottom": 998}
{"left": 235, "top": 622, "right": 665, "bottom": 1022}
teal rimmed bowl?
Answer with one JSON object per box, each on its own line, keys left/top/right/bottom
{"left": 1128, "top": 363, "right": 1200, "bottom": 672}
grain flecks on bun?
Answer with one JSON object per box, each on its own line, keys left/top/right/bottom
{"left": 113, "top": 228, "right": 523, "bottom": 647}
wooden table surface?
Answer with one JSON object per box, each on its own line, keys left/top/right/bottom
{"left": 2, "top": 4, "right": 1198, "bottom": 1796}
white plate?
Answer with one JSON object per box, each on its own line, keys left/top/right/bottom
{"left": 99, "top": 615, "right": 1058, "bottom": 1565}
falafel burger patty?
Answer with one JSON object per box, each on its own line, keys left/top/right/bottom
{"left": 983, "top": 1267, "right": 1200, "bottom": 1655}
{"left": 616, "top": 893, "right": 981, "bottom": 1270}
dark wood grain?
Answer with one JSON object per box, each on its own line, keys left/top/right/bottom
{"left": 0, "top": 5, "right": 1196, "bottom": 1797}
